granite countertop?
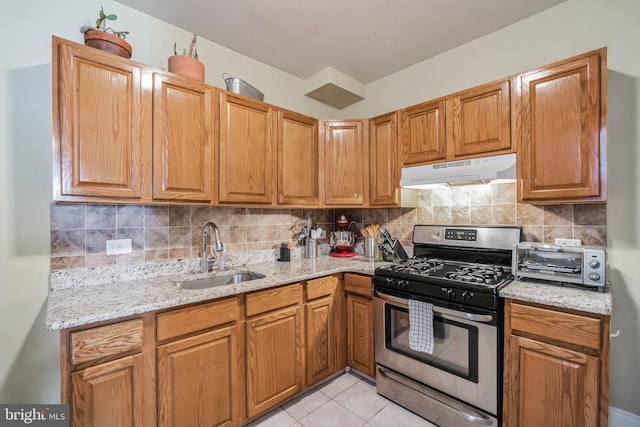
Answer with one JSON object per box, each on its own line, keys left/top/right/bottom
{"left": 47, "top": 256, "right": 613, "bottom": 331}
{"left": 46, "top": 256, "right": 383, "bottom": 330}
{"left": 500, "top": 279, "right": 612, "bottom": 315}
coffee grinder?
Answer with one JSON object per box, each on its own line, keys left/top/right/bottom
{"left": 329, "top": 213, "right": 356, "bottom": 257}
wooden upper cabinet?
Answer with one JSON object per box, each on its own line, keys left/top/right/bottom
{"left": 277, "top": 110, "right": 319, "bottom": 205}
{"left": 53, "top": 37, "right": 151, "bottom": 201}
{"left": 401, "top": 99, "right": 446, "bottom": 165}
{"left": 219, "top": 92, "right": 275, "bottom": 204}
{"left": 152, "top": 73, "right": 216, "bottom": 203}
{"left": 369, "top": 112, "right": 400, "bottom": 206}
{"left": 516, "top": 48, "right": 607, "bottom": 203}
{"left": 322, "top": 120, "right": 367, "bottom": 205}
{"left": 448, "top": 78, "right": 512, "bottom": 157}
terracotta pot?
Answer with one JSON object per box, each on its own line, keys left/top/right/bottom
{"left": 168, "top": 55, "right": 205, "bottom": 82}
{"left": 84, "top": 30, "right": 132, "bottom": 59}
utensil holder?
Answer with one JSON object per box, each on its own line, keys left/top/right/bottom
{"left": 305, "top": 239, "right": 318, "bottom": 259}
{"left": 364, "top": 237, "right": 376, "bottom": 258}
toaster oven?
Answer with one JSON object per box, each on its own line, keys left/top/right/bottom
{"left": 512, "top": 242, "right": 606, "bottom": 290}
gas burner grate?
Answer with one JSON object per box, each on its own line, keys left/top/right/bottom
{"left": 444, "top": 264, "right": 507, "bottom": 285}
{"left": 385, "top": 258, "right": 443, "bottom": 275}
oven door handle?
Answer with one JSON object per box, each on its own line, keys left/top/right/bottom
{"left": 375, "top": 290, "right": 495, "bottom": 323}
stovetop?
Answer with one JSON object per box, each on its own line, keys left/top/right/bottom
{"left": 374, "top": 257, "right": 512, "bottom": 310}
{"left": 377, "top": 257, "right": 511, "bottom": 288}
{"left": 373, "top": 225, "right": 521, "bottom": 310}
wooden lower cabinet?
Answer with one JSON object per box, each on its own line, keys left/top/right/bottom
{"left": 157, "top": 326, "right": 241, "bottom": 427}
{"left": 305, "top": 275, "right": 344, "bottom": 386}
{"left": 344, "top": 274, "right": 375, "bottom": 378}
{"left": 245, "top": 284, "right": 304, "bottom": 418}
{"left": 70, "top": 353, "right": 145, "bottom": 427}
{"left": 61, "top": 275, "right": 369, "bottom": 426}
{"left": 156, "top": 297, "right": 242, "bottom": 427}
{"left": 62, "top": 316, "right": 156, "bottom": 427}
{"left": 503, "top": 299, "right": 610, "bottom": 427}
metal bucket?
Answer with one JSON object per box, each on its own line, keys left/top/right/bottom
{"left": 222, "top": 73, "right": 264, "bottom": 101}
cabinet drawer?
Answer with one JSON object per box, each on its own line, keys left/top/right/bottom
{"left": 509, "top": 302, "right": 602, "bottom": 351}
{"left": 157, "top": 297, "right": 238, "bottom": 341}
{"left": 306, "top": 276, "right": 338, "bottom": 300}
{"left": 344, "top": 273, "right": 372, "bottom": 297}
{"left": 70, "top": 319, "right": 143, "bottom": 365}
{"left": 245, "top": 283, "right": 302, "bottom": 317}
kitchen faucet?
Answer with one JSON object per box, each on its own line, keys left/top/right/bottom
{"left": 201, "top": 222, "right": 225, "bottom": 272}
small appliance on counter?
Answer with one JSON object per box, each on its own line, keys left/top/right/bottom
{"left": 512, "top": 242, "right": 606, "bottom": 290}
{"left": 329, "top": 213, "right": 356, "bottom": 257}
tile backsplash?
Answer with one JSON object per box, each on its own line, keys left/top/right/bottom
{"left": 50, "top": 182, "right": 606, "bottom": 270}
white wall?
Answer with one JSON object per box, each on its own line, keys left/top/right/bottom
{"left": 343, "top": 0, "right": 640, "bottom": 416}
{"left": 2, "top": 0, "right": 638, "bottom": 418}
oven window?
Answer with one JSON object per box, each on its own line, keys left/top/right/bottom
{"left": 384, "top": 304, "right": 479, "bottom": 382}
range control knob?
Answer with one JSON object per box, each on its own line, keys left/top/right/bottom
{"left": 588, "top": 273, "right": 601, "bottom": 281}
{"left": 588, "top": 259, "right": 601, "bottom": 269}
{"left": 385, "top": 277, "right": 395, "bottom": 287}
{"left": 397, "top": 280, "right": 408, "bottom": 289}
{"left": 462, "top": 291, "right": 474, "bottom": 302}
{"left": 446, "top": 288, "right": 457, "bottom": 300}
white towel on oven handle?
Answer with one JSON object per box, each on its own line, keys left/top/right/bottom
{"left": 408, "top": 299, "right": 434, "bottom": 354}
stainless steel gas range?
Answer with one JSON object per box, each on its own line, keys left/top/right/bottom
{"left": 373, "top": 225, "right": 522, "bottom": 427}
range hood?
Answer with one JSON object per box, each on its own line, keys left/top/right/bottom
{"left": 400, "top": 153, "right": 516, "bottom": 188}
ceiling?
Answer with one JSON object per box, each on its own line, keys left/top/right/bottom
{"left": 117, "top": 0, "right": 565, "bottom": 85}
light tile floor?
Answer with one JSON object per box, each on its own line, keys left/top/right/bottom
{"left": 243, "top": 371, "right": 436, "bottom": 427}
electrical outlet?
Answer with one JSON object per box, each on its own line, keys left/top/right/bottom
{"left": 555, "top": 238, "right": 582, "bottom": 247}
{"left": 106, "top": 239, "right": 132, "bottom": 255}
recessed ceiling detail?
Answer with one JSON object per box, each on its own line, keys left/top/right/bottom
{"left": 304, "top": 67, "right": 365, "bottom": 109}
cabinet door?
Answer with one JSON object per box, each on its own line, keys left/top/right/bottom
{"left": 54, "top": 38, "right": 150, "bottom": 200}
{"left": 157, "top": 326, "right": 242, "bottom": 427}
{"left": 346, "top": 293, "right": 375, "bottom": 378}
{"left": 246, "top": 305, "right": 303, "bottom": 418}
{"left": 219, "top": 92, "right": 275, "bottom": 204}
{"left": 401, "top": 99, "right": 446, "bottom": 166}
{"left": 516, "top": 49, "right": 606, "bottom": 202}
{"left": 278, "top": 110, "right": 319, "bottom": 205}
{"left": 448, "top": 78, "right": 512, "bottom": 157}
{"left": 323, "top": 120, "right": 366, "bottom": 205}
{"left": 71, "top": 354, "right": 145, "bottom": 427}
{"left": 506, "top": 335, "right": 599, "bottom": 427}
{"left": 369, "top": 112, "right": 400, "bottom": 206}
{"left": 152, "top": 73, "right": 215, "bottom": 202}
{"left": 306, "top": 296, "right": 335, "bottom": 385}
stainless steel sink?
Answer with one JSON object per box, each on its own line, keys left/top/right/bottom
{"left": 178, "top": 271, "right": 266, "bottom": 290}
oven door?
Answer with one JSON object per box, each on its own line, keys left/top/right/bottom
{"left": 374, "top": 289, "right": 499, "bottom": 418}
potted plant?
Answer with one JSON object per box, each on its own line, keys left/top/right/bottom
{"left": 168, "top": 34, "right": 205, "bottom": 82}
{"left": 81, "top": 7, "right": 132, "bottom": 59}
